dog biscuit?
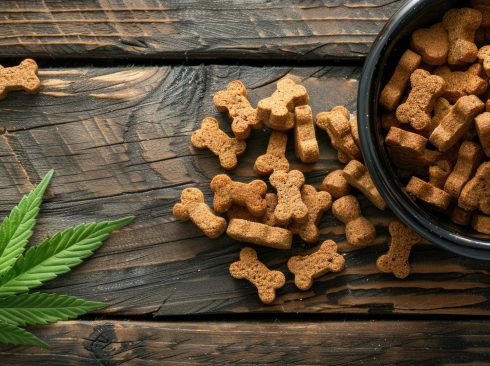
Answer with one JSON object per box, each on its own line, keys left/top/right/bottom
{"left": 191, "top": 117, "right": 246, "bottom": 170}
{"left": 289, "top": 185, "right": 332, "bottom": 244}
{"left": 376, "top": 221, "right": 423, "bottom": 279}
{"left": 451, "top": 206, "right": 473, "bottom": 226}
{"left": 406, "top": 176, "right": 452, "bottom": 210}
{"left": 478, "top": 45, "right": 490, "bottom": 77}
{"left": 431, "top": 97, "right": 452, "bottom": 135}
{"left": 332, "top": 195, "right": 376, "bottom": 247}
{"left": 459, "top": 162, "right": 490, "bottom": 214}
{"left": 444, "top": 141, "right": 483, "bottom": 198}
{"left": 214, "top": 80, "right": 262, "bottom": 140}
{"left": 350, "top": 116, "right": 360, "bottom": 147}
{"left": 227, "top": 218, "right": 292, "bottom": 250}
{"left": 396, "top": 69, "right": 445, "bottom": 131}
{"left": 429, "top": 160, "right": 452, "bottom": 189}
{"left": 475, "top": 112, "right": 490, "bottom": 157}
{"left": 385, "top": 127, "right": 428, "bottom": 168}
{"left": 410, "top": 23, "right": 449, "bottom": 65}
{"left": 173, "top": 188, "right": 227, "bottom": 239}
{"left": 342, "top": 160, "right": 387, "bottom": 210}
{"left": 254, "top": 130, "right": 289, "bottom": 176}
{"left": 270, "top": 169, "right": 308, "bottom": 225}
{"left": 472, "top": 214, "right": 490, "bottom": 234}
{"left": 287, "top": 240, "right": 345, "bottom": 291}
{"left": 429, "top": 95, "right": 485, "bottom": 152}
{"left": 262, "top": 193, "right": 279, "bottom": 227}
{"left": 316, "top": 106, "right": 361, "bottom": 162}
{"left": 379, "top": 50, "right": 422, "bottom": 111}
{"left": 321, "top": 170, "right": 351, "bottom": 199}
{"left": 211, "top": 174, "right": 267, "bottom": 217}
{"left": 257, "top": 78, "right": 308, "bottom": 130}
{"left": 294, "top": 105, "right": 320, "bottom": 163}
{"left": 0, "top": 59, "right": 40, "bottom": 100}
{"left": 443, "top": 7, "right": 482, "bottom": 65}
{"left": 434, "top": 64, "right": 487, "bottom": 103}
{"left": 229, "top": 247, "right": 286, "bottom": 304}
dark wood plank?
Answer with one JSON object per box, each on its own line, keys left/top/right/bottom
{"left": 0, "top": 0, "right": 402, "bottom": 61}
{"left": 0, "top": 65, "right": 489, "bottom": 316}
{"left": 1, "top": 320, "right": 490, "bottom": 365}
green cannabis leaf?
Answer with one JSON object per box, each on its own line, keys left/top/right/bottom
{"left": 0, "top": 170, "right": 133, "bottom": 347}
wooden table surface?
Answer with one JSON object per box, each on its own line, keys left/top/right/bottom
{"left": 0, "top": 1, "right": 489, "bottom": 365}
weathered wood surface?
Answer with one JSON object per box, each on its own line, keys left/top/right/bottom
{"left": 0, "top": 65, "right": 489, "bottom": 316}
{"left": 2, "top": 320, "right": 490, "bottom": 365}
{"left": 0, "top": 0, "right": 403, "bottom": 61}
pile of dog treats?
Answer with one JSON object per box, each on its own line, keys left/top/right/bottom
{"left": 173, "top": 76, "right": 422, "bottom": 304}
{"left": 380, "top": 4, "right": 490, "bottom": 234}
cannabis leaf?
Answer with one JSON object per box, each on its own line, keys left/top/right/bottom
{"left": 0, "top": 170, "right": 133, "bottom": 347}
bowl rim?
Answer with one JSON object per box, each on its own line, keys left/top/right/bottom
{"left": 357, "top": 0, "right": 490, "bottom": 260}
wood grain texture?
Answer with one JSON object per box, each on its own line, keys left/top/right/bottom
{"left": 0, "top": 65, "right": 489, "bottom": 316}
{"left": 1, "top": 320, "right": 490, "bottom": 365}
{"left": 0, "top": 0, "right": 402, "bottom": 61}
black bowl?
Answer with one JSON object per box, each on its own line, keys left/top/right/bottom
{"left": 358, "top": 0, "right": 490, "bottom": 260}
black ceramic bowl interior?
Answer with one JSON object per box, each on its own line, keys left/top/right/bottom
{"left": 358, "top": 0, "right": 490, "bottom": 260}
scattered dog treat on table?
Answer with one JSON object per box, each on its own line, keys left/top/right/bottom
{"left": 0, "top": 59, "right": 40, "bottom": 100}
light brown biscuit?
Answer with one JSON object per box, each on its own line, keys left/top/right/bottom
{"left": 213, "top": 80, "right": 262, "bottom": 140}
{"left": 342, "top": 160, "right": 387, "bottom": 210}
{"left": 444, "top": 141, "right": 483, "bottom": 198}
{"left": 410, "top": 23, "right": 449, "bottom": 65}
{"left": 210, "top": 174, "right": 267, "bottom": 217}
{"left": 350, "top": 116, "right": 360, "bottom": 147}
{"left": 257, "top": 78, "right": 308, "bottom": 130}
{"left": 429, "top": 95, "right": 485, "bottom": 152}
{"left": 477, "top": 45, "right": 490, "bottom": 77}
{"left": 379, "top": 50, "right": 422, "bottom": 111}
{"left": 226, "top": 205, "right": 261, "bottom": 223}
{"left": 227, "top": 219, "right": 293, "bottom": 250}
{"left": 475, "top": 112, "right": 490, "bottom": 157}
{"left": 316, "top": 106, "right": 361, "bottom": 162}
{"left": 270, "top": 169, "right": 308, "bottom": 225}
{"left": 321, "top": 170, "right": 351, "bottom": 199}
{"left": 229, "top": 247, "right": 286, "bottom": 304}
{"left": 227, "top": 193, "right": 279, "bottom": 226}
{"left": 385, "top": 127, "right": 429, "bottom": 169}
{"left": 294, "top": 105, "right": 320, "bottom": 163}
{"left": 173, "top": 188, "right": 227, "bottom": 239}
{"left": 253, "top": 130, "right": 289, "bottom": 176}
{"left": 376, "top": 221, "right": 423, "bottom": 279}
{"left": 0, "top": 59, "right": 40, "bottom": 100}
{"left": 406, "top": 176, "right": 452, "bottom": 210}
{"left": 396, "top": 69, "right": 445, "bottom": 131}
{"left": 262, "top": 193, "right": 279, "bottom": 227}
{"left": 289, "top": 185, "right": 332, "bottom": 244}
{"left": 332, "top": 195, "right": 376, "bottom": 247}
{"left": 431, "top": 97, "right": 452, "bottom": 135}
{"left": 443, "top": 7, "right": 482, "bottom": 65}
{"left": 451, "top": 206, "right": 473, "bottom": 226}
{"left": 429, "top": 160, "right": 452, "bottom": 189}
{"left": 434, "top": 64, "right": 487, "bottom": 103}
{"left": 459, "top": 162, "right": 490, "bottom": 214}
{"left": 191, "top": 117, "right": 247, "bottom": 170}
{"left": 287, "top": 240, "right": 345, "bottom": 291}
{"left": 472, "top": 214, "right": 490, "bottom": 234}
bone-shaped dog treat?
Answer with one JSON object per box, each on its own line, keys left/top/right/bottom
{"left": 429, "top": 160, "right": 452, "bottom": 189}
{"left": 473, "top": 214, "right": 490, "bottom": 234}
{"left": 430, "top": 95, "right": 485, "bottom": 152}
{"left": 321, "top": 170, "right": 351, "bottom": 199}
{"left": 213, "top": 80, "right": 262, "bottom": 140}
{"left": 478, "top": 45, "right": 490, "bottom": 77}
{"left": 451, "top": 206, "right": 473, "bottom": 226}
{"left": 332, "top": 195, "right": 376, "bottom": 247}
{"left": 294, "top": 105, "right": 319, "bottom": 163}
{"left": 376, "top": 221, "right": 423, "bottom": 279}
{"left": 191, "top": 117, "right": 246, "bottom": 170}
{"left": 211, "top": 174, "right": 267, "bottom": 217}
{"left": 289, "top": 185, "right": 332, "bottom": 244}
{"left": 228, "top": 193, "right": 279, "bottom": 227}
{"left": 459, "top": 162, "right": 490, "bottom": 214}
{"left": 443, "top": 7, "right": 482, "bottom": 65}
{"left": 385, "top": 127, "right": 428, "bottom": 169}
{"left": 229, "top": 247, "right": 286, "bottom": 304}
{"left": 475, "top": 112, "right": 490, "bottom": 157}
{"left": 431, "top": 98, "right": 452, "bottom": 135}
{"left": 257, "top": 78, "right": 308, "bottom": 130}
{"left": 287, "top": 240, "right": 345, "bottom": 291}
{"left": 444, "top": 141, "right": 483, "bottom": 198}
{"left": 342, "top": 160, "right": 387, "bottom": 210}
{"left": 173, "top": 188, "right": 227, "bottom": 239}
{"left": 379, "top": 50, "right": 422, "bottom": 111}
{"left": 253, "top": 130, "right": 289, "bottom": 176}
{"left": 270, "top": 169, "right": 308, "bottom": 225}
{"left": 0, "top": 59, "right": 40, "bottom": 100}
{"left": 350, "top": 116, "right": 360, "bottom": 147}
{"left": 410, "top": 23, "right": 449, "bottom": 65}
{"left": 406, "top": 176, "right": 452, "bottom": 210}
{"left": 227, "top": 219, "right": 292, "bottom": 250}
{"left": 316, "top": 106, "right": 361, "bottom": 162}
{"left": 434, "top": 64, "right": 487, "bottom": 103}
{"left": 396, "top": 69, "right": 445, "bottom": 131}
